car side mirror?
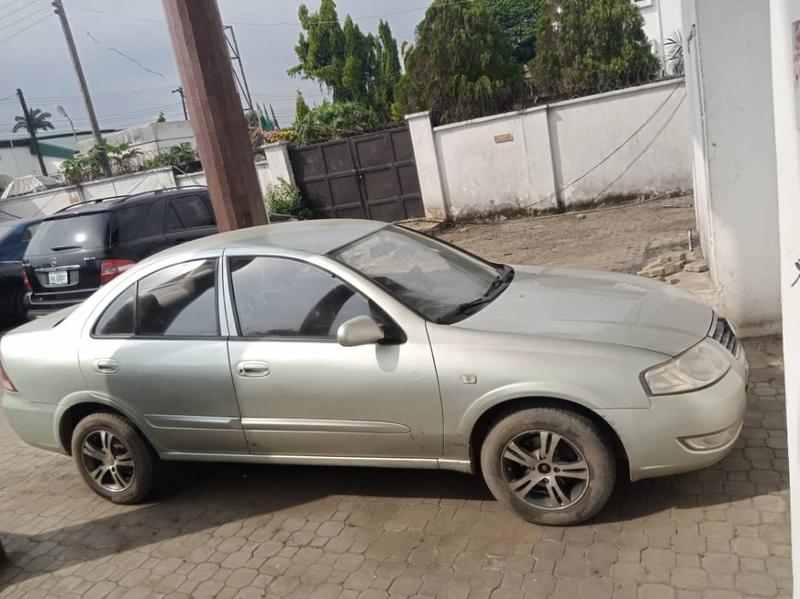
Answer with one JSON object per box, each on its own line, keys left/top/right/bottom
{"left": 337, "top": 315, "right": 385, "bottom": 347}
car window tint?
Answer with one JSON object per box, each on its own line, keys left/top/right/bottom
{"left": 21, "top": 223, "right": 38, "bottom": 244}
{"left": 94, "top": 284, "right": 135, "bottom": 336}
{"left": 166, "top": 195, "right": 214, "bottom": 232}
{"left": 114, "top": 204, "right": 149, "bottom": 243}
{"left": 229, "top": 257, "right": 371, "bottom": 337}
{"left": 137, "top": 259, "right": 218, "bottom": 336}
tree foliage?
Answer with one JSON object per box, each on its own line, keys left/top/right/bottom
{"left": 395, "top": 0, "right": 524, "bottom": 125}
{"left": 530, "top": 0, "right": 659, "bottom": 97}
{"left": 294, "top": 91, "right": 311, "bottom": 127}
{"left": 12, "top": 108, "right": 54, "bottom": 134}
{"left": 482, "top": 0, "right": 545, "bottom": 64}
{"left": 289, "top": 0, "right": 401, "bottom": 120}
{"left": 293, "top": 101, "right": 380, "bottom": 145}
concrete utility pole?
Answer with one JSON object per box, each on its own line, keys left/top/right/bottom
{"left": 162, "top": 0, "right": 268, "bottom": 231}
{"left": 172, "top": 86, "right": 188, "bottom": 120}
{"left": 15, "top": 89, "right": 48, "bottom": 176}
{"left": 51, "top": 0, "right": 111, "bottom": 177}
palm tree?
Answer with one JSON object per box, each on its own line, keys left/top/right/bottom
{"left": 12, "top": 108, "right": 54, "bottom": 176}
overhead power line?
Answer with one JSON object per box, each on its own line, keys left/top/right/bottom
{"left": 0, "top": 0, "right": 31, "bottom": 15}
{"left": 0, "top": 0, "right": 45, "bottom": 23}
{"left": 0, "top": 4, "right": 49, "bottom": 33}
{"left": 0, "top": 12, "right": 50, "bottom": 46}
{"left": 73, "top": 19, "right": 166, "bottom": 78}
{"left": 80, "top": 0, "right": 481, "bottom": 28}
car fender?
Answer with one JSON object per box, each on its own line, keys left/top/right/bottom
{"left": 53, "top": 390, "right": 165, "bottom": 453}
{"left": 456, "top": 380, "right": 624, "bottom": 442}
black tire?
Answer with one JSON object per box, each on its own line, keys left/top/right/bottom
{"left": 480, "top": 407, "right": 615, "bottom": 526}
{"left": 10, "top": 285, "right": 27, "bottom": 323}
{"left": 71, "top": 412, "right": 155, "bottom": 504}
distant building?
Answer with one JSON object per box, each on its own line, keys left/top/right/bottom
{"left": 633, "top": 0, "right": 683, "bottom": 69}
{"left": 77, "top": 121, "right": 196, "bottom": 157}
{"left": 0, "top": 130, "right": 114, "bottom": 180}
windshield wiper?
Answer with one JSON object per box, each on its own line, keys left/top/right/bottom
{"left": 437, "top": 265, "right": 514, "bottom": 323}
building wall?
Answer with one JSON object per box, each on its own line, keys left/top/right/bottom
{"left": 411, "top": 79, "right": 691, "bottom": 221}
{"left": 682, "top": 0, "right": 781, "bottom": 335}
{"left": 0, "top": 132, "right": 96, "bottom": 179}
{"left": 77, "top": 121, "right": 196, "bottom": 157}
{"left": 636, "top": 0, "right": 683, "bottom": 64}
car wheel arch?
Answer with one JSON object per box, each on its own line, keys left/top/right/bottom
{"left": 467, "top": 396, "right": 630, "bottom": 476}
{"left": 55, "top": 397, "right": 159, "bottom": 456}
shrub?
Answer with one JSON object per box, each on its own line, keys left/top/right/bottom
{"left": 140, "top": 143, "right": 198, "bottom": 173}
{"left": 265, "top": 178, "right": 313, "bottom": 220}
{"left": 293, "top": 101, "right": 380, "bottom": 145}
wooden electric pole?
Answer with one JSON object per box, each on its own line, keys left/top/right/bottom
{"left": 162, "top": 0, "right": 267, "bottom": 231}
{"left": 15, "top": 89, "right": 48, "bottom": 177}
{"left": 51, "top": 0, "right": 111, "bottom": 177}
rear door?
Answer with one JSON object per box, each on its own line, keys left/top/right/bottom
{"left": 163, "top": 193, "right": 217, "bottom": 247}
{"left": 24, "top": 212, "right": 111, "bottom": 306}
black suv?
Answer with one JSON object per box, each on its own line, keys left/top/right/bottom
{"left": 23, "top": 188, "right": 218, "bottom": 317}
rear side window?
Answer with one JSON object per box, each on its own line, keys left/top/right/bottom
{"left": 113, "top": 203, "right": 162, "bottom": 244}
{"left": 137, "top": 259, "right": 218, "bottom": 336}
{"left": 166, "top": 195, "right": 214, "bottom": 231}
{"left": 26, "top": 213, "right": 111, "bottom": 255}
{"left": 94, "top": 259, "right": 219, "bottom": 338}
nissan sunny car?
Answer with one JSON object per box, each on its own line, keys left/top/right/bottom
{"left": 0, "top": 220, "right": 748, "bottom": 525}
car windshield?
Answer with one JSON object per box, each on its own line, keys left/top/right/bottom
{"left": 26, "top": 213, "right": 110, "bottom": 255}
{"left": 332, "top": 225, "right": 512, "bottom": 323}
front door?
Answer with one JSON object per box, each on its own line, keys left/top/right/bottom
{"left": 80, "top": 258, "right": 247, "bottom": 454}
{"left": 225, "top": 255, "right": 442, "bottom": 458}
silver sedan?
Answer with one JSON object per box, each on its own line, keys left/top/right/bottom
{"left": 0, "top": 220, "right": 748, "bottom": 525}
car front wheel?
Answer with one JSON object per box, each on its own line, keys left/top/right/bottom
{"left": 71, "top": 412, "right": 155, "bottom": 504}
{"left": 480, "top": 407, "right": 615, "bottom": 526}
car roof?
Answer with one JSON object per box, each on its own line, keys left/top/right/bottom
{"left": 45, "top": 187, "right": 207, "bottom": 220}
{"left": 159, "top": 219, "right": 389, "bottom": 257}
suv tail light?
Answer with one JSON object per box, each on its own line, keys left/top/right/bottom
{"left": 100, "top": 259, "right": 135, "bottom": 285}
{"left": 22, "top": 270, "right": 31, "bottom": 293}
{"left": 1, "top": 361, "right": 17, "bottom": 393}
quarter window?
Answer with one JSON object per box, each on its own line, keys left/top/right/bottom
{"left": 229, "top": 257, "right": 372, "bottom": 338}
{"left": 94, "top": 284, "right": 135, "bottom": 336}
{"left": 166, "top": 195, "right": 214, "bottom": 231}
{"left": 137, "top": 259, "right": 219, "bottom": 336}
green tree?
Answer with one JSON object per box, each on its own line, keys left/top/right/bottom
{"left": 395, "top": 0, "right": 524, "bottom": 125}
{"left": 482, "top": 0, "right": 545, "bottom": 64}
{"left": 288, "top": 0, "right": 401, "bottom": 119}
{"left": 294, "top": 91, "right": 311, "bottom": 126}
{"left": 12, "top": 107, "right": 54, "bottom": 134}
{"left": 530, "top": 0, "right": 659, "bottom": 97}
{"left": 374, "top": 20, "right": 402, "bottom": 120}
{"left": 155, "top": 111, "right": 166, "bottom": 123}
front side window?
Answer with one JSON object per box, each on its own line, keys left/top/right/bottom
{"left": 137, "top": 259, "right": 218, "bottom": 336}
{"left": 166, "top": 195, "right": 214, "bottom": 232}
{"left": 333, "top": 226, "right": 508, "bottom": 323}
{"left": 230, "top": 257, "right": 372, "bottom": 338}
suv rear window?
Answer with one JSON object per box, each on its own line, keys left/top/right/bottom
{"left": 26, "top": 213, "right": 111, "bottom": 255}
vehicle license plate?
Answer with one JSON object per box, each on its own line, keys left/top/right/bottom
{"left": 48, "top": 271, "right": 69, "bottom": 286}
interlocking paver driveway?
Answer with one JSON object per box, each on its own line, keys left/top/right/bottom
{"left": 0, "top": 336, "right": 790, "bottom": 599}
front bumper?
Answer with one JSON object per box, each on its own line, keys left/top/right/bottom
{"left": 598, "top": 346, "right": 748, "bottom": 481}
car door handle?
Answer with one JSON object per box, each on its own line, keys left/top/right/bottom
{"left": 93, "top": 358, "right": 119, "bottom": 374}
{"left": 236, "top": 361, "right": 270, "bottom": 377}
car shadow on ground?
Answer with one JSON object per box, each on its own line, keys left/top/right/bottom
{"left": 0, "top": 457, "right": 786, "bottom": 588}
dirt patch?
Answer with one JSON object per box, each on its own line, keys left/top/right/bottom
{"left": 437, "top": 195, "right": 698, "bottom": 274}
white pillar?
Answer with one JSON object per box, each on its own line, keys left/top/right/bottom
{"left": 682, "top": 0, "right": 782, "bottom": 336}
{"left": 262, "top": 141, "right": 295, "bottom": 186}
{"left": 769, "top": 0, "right": 800, "bottom": 587}
{"left": 406, "top": 111, "right": 449, "bottom": 220}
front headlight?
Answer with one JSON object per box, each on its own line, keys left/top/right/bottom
{"left": 643, "top": 338, "right": 731, "bottom": 395}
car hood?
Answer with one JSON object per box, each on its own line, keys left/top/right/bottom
{"left": 455, "top": 266, "right": 713, "bottom": 356}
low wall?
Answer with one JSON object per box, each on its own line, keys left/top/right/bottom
{"left": 0, "top": 143, "right": 295, "bottom": 222}
{"left": 409, "top": 78, "right": 692, "bottom": 220}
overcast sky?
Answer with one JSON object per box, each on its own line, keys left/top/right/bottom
{"left": 0, "top": 0, "right": 430, "bottom": 140}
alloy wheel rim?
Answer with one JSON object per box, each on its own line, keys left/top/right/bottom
{"left": 500, "top": 429, "right": 590, "bottom": 510}
{"left": 81, "top": 429, "right": 135, "bottom": 492}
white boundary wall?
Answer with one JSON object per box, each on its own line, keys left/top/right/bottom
{"left": 0, "top": 142, "right": 295, "bottom": 222}
{"left": 408, "top": 78, "right": 692, "bottom": 221}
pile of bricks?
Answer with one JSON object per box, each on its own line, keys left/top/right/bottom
{"left": 638, "top": 251, "right": 709, "bottom": 278}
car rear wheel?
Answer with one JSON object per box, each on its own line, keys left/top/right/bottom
{"left": 480, "top": 407, "right": 615, "bottom": 525}
{"left": 71, "top": 412, "right": 155, "bottom": 504}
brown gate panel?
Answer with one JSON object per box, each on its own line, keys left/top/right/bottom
{"left": 289, "top": 125, "right": 424, "bottom": 222}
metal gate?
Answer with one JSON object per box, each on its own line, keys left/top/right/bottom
{"left": 289, "top": 125, "right": 425, "bottom": 222}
